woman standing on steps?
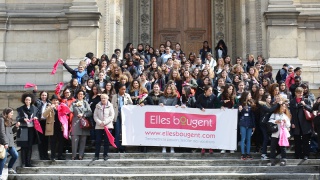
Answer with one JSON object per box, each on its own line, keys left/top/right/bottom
{"left": 0, "top": 109, "right": 9, "bottom": 178}
{"left": 1, "top": 108, "right": 20, "bottom": 174}
{"left": 269, "top": 100, "right": 291, "bottom": 166}
{"left": 93, "top": 94, "right": 114, "bottom": 161}
{"left": 196, "top": 85, "right": 218, "bottom": 155}
{"left": 70, "top": 90, "right": 92, "bottom": 160}
{"left": 33, "top": 86, "right": 50, "bottom": 160}
{"left": 159, "top": 84, "right": 178, "bottom": 153}
{"left": 238, "top": 91, "right": 256, "bottom": 160}
{"left": 17, "top": 93, "right": 40, "bottom": 167}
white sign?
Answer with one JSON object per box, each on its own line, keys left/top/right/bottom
{"left": 121, "top": 105, "right": 238, "bottom": 150}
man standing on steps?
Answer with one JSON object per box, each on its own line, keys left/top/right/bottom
{"left": 111, "top": 84, "right": 133, "bottom": 153}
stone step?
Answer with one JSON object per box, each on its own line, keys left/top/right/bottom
{"left": 8, "top": 173, "right": 320, "bottom": 180}
{"left": 46, "top": 152, "right": 320, "bottom": 160}
{"left": 15, "top": 165, "right": 320, "bottom": 174}
{"left": 30, "top": 158, "right": 320, "bottom": 167}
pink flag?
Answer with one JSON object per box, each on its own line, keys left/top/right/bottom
{"left": 51, "top": 59, "right": 63, "bottom": 75}
{"left": 55, "top": 82, "right": 64, "bottom": 95}
{"left": 24, "top": 83, "right": 36, "bottom": 88}
{"left": 104, "top": 126, "right": 117, "bottom": 148}
{"left": 58, "top": 103, "right": 71, "bottom": 139}
{"left": 33, "top": 119, "right": 43, "bottom": 134}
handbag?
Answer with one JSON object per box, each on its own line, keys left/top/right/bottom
{"left": 0, "top": 145, "right": 6, "bottom": 159}
{"left": 303, "top": 109, "right": 315, "bottom": 121}
{"left": 80, "top": 117, "right": 91, "bottom": 129}
{"left": 266, "top": 114, "right": 278, "bottom": 134}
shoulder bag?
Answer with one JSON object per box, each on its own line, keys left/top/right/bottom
{"left": 266, "top": 114, "right": 278, "bottom": 134}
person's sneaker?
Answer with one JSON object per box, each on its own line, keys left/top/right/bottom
{"left": 270, "top": 159, "right": 276, "bottom": 166}
{"left": 201, "top": 149, "right": 205, "bottom": 155}
{"left": 261, "top": 154, "right": 269, "bottom": 160}
{"left": 162, "top": 147, "right": 166, "bottom": 153}
{"left": 103, "top": 155, "right": 109, "bottom": 161}
{"left": 220, "top": 150, "right": 226, "bottom": 154}
{"left": 303, "top": 156, "right": 308, "bottom": 160}
{"left": 246, "top": 154, "right": 253, "bottom": 160}
{"left": 93, "top": 156, "right": 99, "bottom": 161}
{"left": 209, "top": 149, "right": 213, "bottom": 154}
{"left": 230, "top": 150, "right": 235, "bottom": 154}
{"left": 170, "top": 147, "right": 175, "bottom": 153}
{"left": 241, "top": 154, "right": 246, "bottom": 160}
{"left": 280, "top": 161, "right": 286, "bottom": 166}
{"left": 8, "top": 168, "right": 17, "bottom": 174}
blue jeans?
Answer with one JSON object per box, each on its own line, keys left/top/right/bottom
{"left": 115, "top": 115, "right": 124, "bottom": 151}
{"left": 0, "top": 150, "right": 7, "bottom": 175}
{"left": 240, "top": 126, "right": 253, "bottom": 155}
{"left": 260, "top": 123, "right": 269, "bottom": 154}
{"left": 7, "top": 146, "right": 18, "bottom": 169}
{"left": 95, "top": 129, "right": 112, "bottom": 157}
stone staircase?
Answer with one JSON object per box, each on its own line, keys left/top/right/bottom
{"left": 7, "top": 150, "right": 320, "bottom": 180}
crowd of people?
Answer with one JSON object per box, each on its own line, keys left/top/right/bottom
{"left": 0, "top": 39, "right": 320, "bottom": 177}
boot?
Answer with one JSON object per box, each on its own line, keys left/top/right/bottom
{"left": 20, "top": 149, "right": 26, "bottom": 168}
{"left": 270, "top": 159, "right": 276, "bottom": 166}
{"left": 26, "top": 149, "right": 35, "bottom": 167}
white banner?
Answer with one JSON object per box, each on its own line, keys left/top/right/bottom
{"left": 121, "top": 105, "right": 238, "bottom": 150}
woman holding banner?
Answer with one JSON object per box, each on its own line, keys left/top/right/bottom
{"left": 196, "top": 85, "right": 217, "bottom": 155}
{"left": 93, "top": 94, "right": 114, "bottom": 160}
{"left": 159, "top": 84, "right": 178, "bottom": 153}
{"left": 111, "top": 84, "right": 133, "bottom": 153}
{"left": 217, "top": 83, "right": 238, "bottom": 154}
{"left": 16, "top": 93, "right": 40, "bottom": 167}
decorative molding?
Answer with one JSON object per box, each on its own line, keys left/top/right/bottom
{"left": 214, "top": 0, "right": 225, "bottom": 42}
{"left": 104, "top": 0, "right": 110, "bottom": 54}
{"left": 255, "top": 0, "right": 263, "bottom": 56}
{"left": 138, "top": 0, "right": 151, "bottom": 45}
{"left": 129, "top": 0, "right": 133, "bottom": 43}
{"left": 231, "top": 0, "right": 236, "bottom": 61}
{"left": 245, "top": 0, "right": 250, "bottom": 57}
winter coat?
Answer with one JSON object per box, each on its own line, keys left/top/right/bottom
{"left": 16, "top": 105, "right": 40, "bottom": 147}
{"left": 258, "top": 101, "right": 280, "bottom": 124}
{"left": 111, "top": 93, "right": 133, "bottom": 122}
{"left": 238, "top": 105, "right": 255, "bottom": 128}
{"left": 42, "top": 106, "right": 57, "bottom": 136}
{"left": 269, "top": 113, "right": 291, "bottom": 138}
{"left": 0, "top": 117, "right": 8, "bottom": 146}
{"left": 289, "top": 98, "right": 313, "bottom": 135}
{"left": 159, "top": 96, "right": 178, "bottom": 106}
{"left": 70, "top": 100, "right": 92, "bottom": 136}
{"left": 94, "top": 101, "right": 115, "bottom": 129}
{"left": 196, "top": 94, "right": 217, "bottom": 110}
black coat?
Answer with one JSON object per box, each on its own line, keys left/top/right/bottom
{"left": 289, "top": 98, "right": 313, "bottom": 135}
{"left": 16, "top": 105, "right": 40, "bottom": 147}
{"left": 196, "top": 94, "right": 217, "bottom": 110}
{"left": 258, "top": 101, "right": 280, "bottom": 124}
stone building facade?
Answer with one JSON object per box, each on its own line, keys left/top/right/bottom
{"left": 0, "top": 0, "right": 319, "bottom": 91}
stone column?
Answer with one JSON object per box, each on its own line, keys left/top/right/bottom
{"left": 264, "top": 0, "right": 301, "bottom": 72}
{"left": 0, "top": 0, "right": 7, "bottom": 82}
{"left": 64, "top": 0, "right": 101, "bottom": 81}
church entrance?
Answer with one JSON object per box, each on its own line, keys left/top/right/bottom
{"left": 153, "top": 0, "right": 212, "bottom": 55}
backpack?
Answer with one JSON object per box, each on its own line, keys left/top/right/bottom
{"left": 276, "top": 69, "right": 282, "bottom": 83}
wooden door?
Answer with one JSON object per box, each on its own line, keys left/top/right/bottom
{"left": 153, "top": 0, "right": 211, "bottom": 55}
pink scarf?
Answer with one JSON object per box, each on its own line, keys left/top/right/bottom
{"left": 24, "top": 83, "right": 36, "bottom": 88}
{"left": 104, "top": 126, "right": 117, "bottom": 148}
{"left": 278, "top": 121, "right": 289, "bottom": 147}
{"left": 57, "top": 103, "right": 71, "bottom": 139}
{"left": 51, "top": 59, "right": 63, "bottom": 75}
{"left": 55, "top": 82, "right": 64, "bottom": 95}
